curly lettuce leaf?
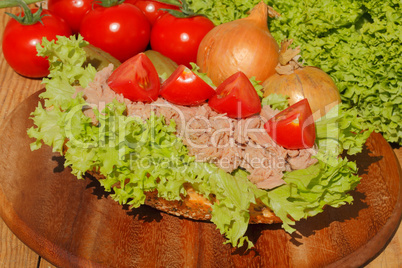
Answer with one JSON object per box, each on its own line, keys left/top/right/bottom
{"left": 268, "top": 158, "right": 360, "bottom": 233}
{"left": 315, "top": 103, "right": 373, "bottom": 158}
{"left": 36, "top": 35, "right": 97, "bottom": 110}
{"left": 261, "top": 93, "right": 289, "bottom": 110}
{"left": 185, "top": 163, "right": 259, "bottom": 248}
{"left": 187, "top": 0, "right": 256, "bottom": 25}
{"left": 27, "top": 102, "right": 67, "bottom": 153}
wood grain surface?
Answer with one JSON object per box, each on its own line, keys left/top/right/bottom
{"left": 0, "top": 5, "right": 401, "bottom": 268}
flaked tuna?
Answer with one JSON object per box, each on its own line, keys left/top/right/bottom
{"left": 78, "top": 64, "right": 318, "bottom": 190}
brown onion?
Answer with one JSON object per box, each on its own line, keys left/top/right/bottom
{"left": 263, "top": 40, "right": 341, "bottom": 120}
{"left": 197, "top": 1, "right": 280, "bottom": 86}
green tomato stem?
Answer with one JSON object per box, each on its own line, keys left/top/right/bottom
{"left": 95, "top": 0, "right": 124, "bottom": 8}
{"left": 159, "top": 0, "right": 211, "bottom": 19}
{"left": 155, "top": 0, "right": 182, "bottom": 8}
{"left": 0, "top": 0, "right": 39, "bottom": 8}
{"left": 3, "top": 0, "right": 47, "bottom": 25}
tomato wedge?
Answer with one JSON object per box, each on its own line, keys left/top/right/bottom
{"left": 207, "top": 72, "right": 261, "bottom": 119}
{"left": 107, "top": 53, "right": 160, "bottom": 103}
{"left": 160, "top": 65, "right": 215, "bottom": 106}
{"left": 264, "top": 99, "right": 316, "bottom": 149}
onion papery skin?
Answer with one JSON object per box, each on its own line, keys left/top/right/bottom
{"left": 263, "top": 66, "right": 341, "bottom": 121}
{"left": 196, "top": 3, "right": 279, "bottom": 86}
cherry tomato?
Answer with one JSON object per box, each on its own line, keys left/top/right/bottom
{"left": 208, "top": 72, "right": 261, "bottom": 119}
{"left": 264, "top": 99, "right": 316, "bottom": 149}
{"left": 125, "top": 0, "right": 181, "bottom": 26}
{"left": 80, "top": 3, "right": 151, "bottom": 62}
{"left": 47, "top": 0, "right": 93, "bottom": 34}
{"left": 107, "top": 53, "right": 160, "bottom": 103}
{"left": 160, "top": 65, "right": 215, "bottom": 106}
{"left": 2, "top": 9, "right": 72, "bottom": 78}
{"left": 150, "top": 13, "right": 214, "bottom": 67}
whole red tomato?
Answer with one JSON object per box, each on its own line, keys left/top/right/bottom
{"left": 47, "top": 0, "right": 93, "bottom": 33}
{"left": 150, "top": 13, "right": 214, "bottom": 67}
{"left": 125, "top": 0, "right": 181, "bottom": 26}
{"left": 80, "top": 3, "right": 151, "bottom": 62}
{"left": 2, "top": 8, "right": 72, "bottom": 78}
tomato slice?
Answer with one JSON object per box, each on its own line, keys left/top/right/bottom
{"left": 264, "top": 99, "right": 316, "bottom": 149}
{"left": 160, "top": 65, "right": 215, "bottom": 106}
{"left": 107, "top": 53, "right": 160, "bottom": 103}
{"left": 207, "top": 72, "right": 261, "bottom": 119}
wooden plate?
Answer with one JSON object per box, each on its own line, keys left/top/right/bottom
{"left": 0, "top": 90, "right": 401, "bottom": 268}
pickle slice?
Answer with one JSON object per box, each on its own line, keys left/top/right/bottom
{"left": 83, "top": 44, "right": 121, "bottom": 71}
{"left": 144, "top": 50, "right": 178, "bottom": 81}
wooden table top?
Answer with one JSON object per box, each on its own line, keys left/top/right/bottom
{"left": 0, "top": 6, "right": 400, "bottom": 268}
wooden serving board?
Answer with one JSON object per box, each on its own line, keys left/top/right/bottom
{"left": 0, "top": 90, "right": 401, "bottom": 268}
